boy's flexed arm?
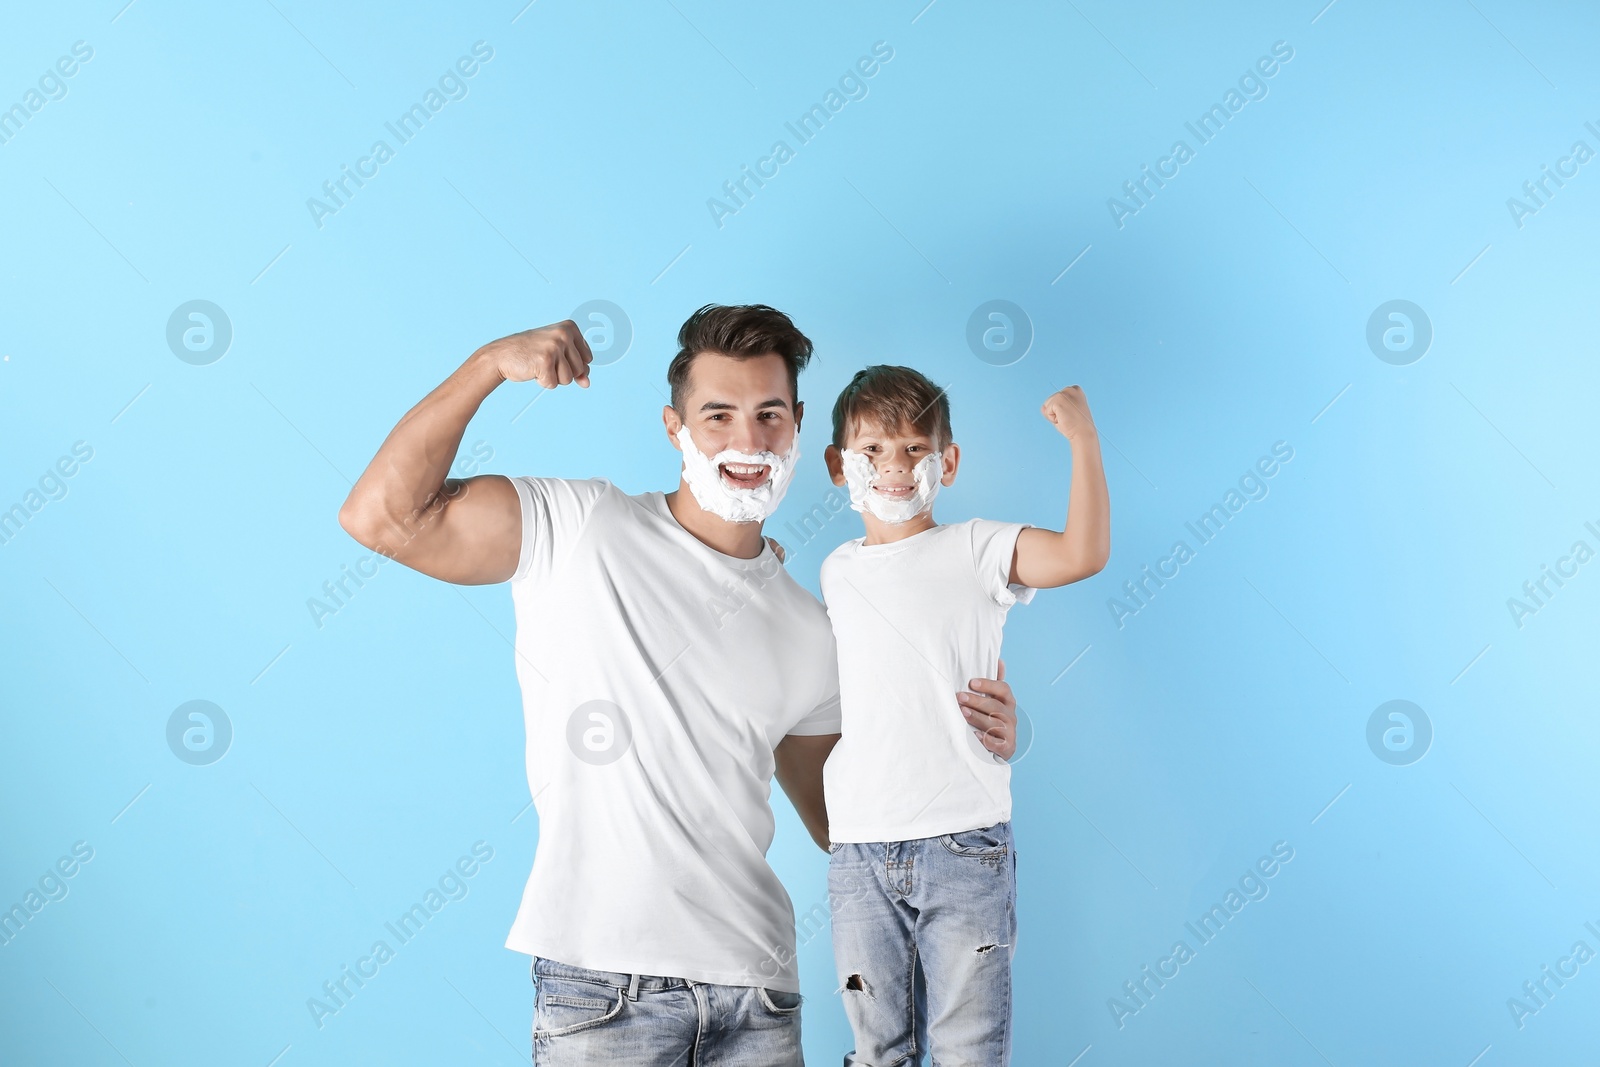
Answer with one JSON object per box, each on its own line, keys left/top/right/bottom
{"left": 1011, "top": 386, "right": 1111, "bottom": 589}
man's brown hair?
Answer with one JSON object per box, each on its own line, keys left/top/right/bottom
{"left": 667, "top": 304, "right": 814, "bottom": 412}
{"left": 830, "top": 365, "right": 952, "bottom": 450}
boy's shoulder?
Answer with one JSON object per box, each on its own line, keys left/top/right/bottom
{"left": 820, "top": 535, "right": 866, "bottom": 573}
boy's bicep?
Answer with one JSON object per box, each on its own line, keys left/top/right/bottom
{"left": 1010, "top": 526, "right": 1062, "bottom": 588}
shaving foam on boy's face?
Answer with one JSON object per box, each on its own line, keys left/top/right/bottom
{"left": 675, "top": 424, "right": 800, "bottom": 523}
{"left": 838, "top": 438, "right": 934, "bottom": 524}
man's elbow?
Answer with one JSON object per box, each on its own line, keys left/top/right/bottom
{"left": 338, "top": 497, "right": 382, "bottom": 549}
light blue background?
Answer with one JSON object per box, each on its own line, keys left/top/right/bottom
{"left": 3, "top": 1, "right": 1598, "bottom": 1064}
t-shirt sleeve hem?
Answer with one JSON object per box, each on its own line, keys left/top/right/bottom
{"left": 784, "top": 719, "right": 843, "bottom": 737}
{"left": 509, "top": 475, "right": 538, "bottom": 584}
{"left": 974, "top": 520, "right": 1037, "bottom": 607}
{"left": 786, "top": 695, "right": 842, "bottom": 736}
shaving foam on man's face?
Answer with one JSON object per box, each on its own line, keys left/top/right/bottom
{"left": 840, "top": 432, "right": 945, "bottom": 525}
{"left": 669, "top": 352, "right": 802, "bottom": 524}
{"left": 675, "top": 424, "right": 799, "bottom": 523}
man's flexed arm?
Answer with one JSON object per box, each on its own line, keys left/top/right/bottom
{"left": 338, "top": 321, "right": 594, "bottom": 586}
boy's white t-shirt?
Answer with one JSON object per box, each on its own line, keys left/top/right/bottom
{"left": 503, "top": 476, "right": 841, "bottom": 993}
{"left": 820, "top": 519, "right": 1033, "bottom": 843}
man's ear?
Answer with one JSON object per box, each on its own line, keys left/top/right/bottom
{"left": 793, "top": 399, "right": 804, "bottom": 431}
{"left": 941, "top": 443, "right": 961, "bottom": 486}
{"left": 824, "top": 444, "right": 846, "bottom": 487}
{"left": 663, "top": 405, "right": 684, "bottom": 449}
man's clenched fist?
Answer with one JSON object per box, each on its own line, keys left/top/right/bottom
{"left": 484, "top": 320, "right": 595, "bottom": 388}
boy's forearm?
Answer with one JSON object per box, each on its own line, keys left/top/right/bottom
{"left": 1061, "top": 431, "right": 1111, "bottom": 574}
{"left": 1012, "top": 431, "right": 1110, "bottom": 588}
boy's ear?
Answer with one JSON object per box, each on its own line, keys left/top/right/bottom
{"left": 663, "top": 405, "right": 684, "bottom": 448}
{"left": 824, "top": 444, "right": 846, "bottom": 487}
{"left": 940, "top": 443, "right": 961, "bottom": 486}
{"left": 793, "top": 400, "right": 804, "bottom": 431}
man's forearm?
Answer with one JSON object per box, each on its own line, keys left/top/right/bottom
{"left": 340, "top": 347, "right": 503, "bottom": 541}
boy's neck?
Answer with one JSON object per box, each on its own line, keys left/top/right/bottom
{"left": 860, "top": 509, "right": 938, "bottom": 546}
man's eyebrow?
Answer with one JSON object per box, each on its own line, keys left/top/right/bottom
{"left": 697, "top": 397, "right": 792, "bottom": 413}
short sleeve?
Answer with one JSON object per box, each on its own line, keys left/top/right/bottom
{"left": 969, "top": 519, "right": 1036, "bottom": 608}
{"left": 787, "top": 635, "right": 842, "bottom": 736}
{"left": 509, "top": 476, "right": 610, "bottom": 585}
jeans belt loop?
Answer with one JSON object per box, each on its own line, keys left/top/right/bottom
{"left": 626, "top": 972, "right": 641, "bottom": 1000}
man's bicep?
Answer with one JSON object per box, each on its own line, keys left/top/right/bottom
{"left": 775, "top": 731, "right": 840, "bottom": 770}
{"left": 375, "top": 473, "right": 523, "bottom": 585}
{"left": 773, "top": 732, "right": 838, "bottom": 804}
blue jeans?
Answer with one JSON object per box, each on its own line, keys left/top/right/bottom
{"left": 530, "top": 955, "right": 803, "bottom": 1066}
{"left": 828, "top": 821, "right": 1017, "bottom": 1066}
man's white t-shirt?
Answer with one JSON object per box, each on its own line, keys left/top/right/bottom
{"left": 820, "top": 519, "right": 1033, "bottom": 844}
{"left": 504, "top": 476, "right": 841, "bottom": 992}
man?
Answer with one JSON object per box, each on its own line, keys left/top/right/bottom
{"left": 338, "top": 304, "right": 1019, "bottom": 1065}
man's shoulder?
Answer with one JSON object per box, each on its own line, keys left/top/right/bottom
{"left": 513, "top": 476, "right": 655, "bottom": 516}
{"left": 513, "top": 474, "right": 617, "bottom": 493}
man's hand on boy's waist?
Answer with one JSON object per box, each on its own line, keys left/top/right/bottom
{"left": 958, "top": 657, "right": 1018, "bottom": 761}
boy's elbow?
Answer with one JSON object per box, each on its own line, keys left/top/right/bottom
{"left": 1041, "top": 545, "right": 1108, "bottom": 587}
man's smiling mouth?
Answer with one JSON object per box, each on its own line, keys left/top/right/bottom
{"left": 719, "top": 462, "right": 771, "bottom": 489}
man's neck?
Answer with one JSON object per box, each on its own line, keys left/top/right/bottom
{"left": 665, "top": 481, "right": 768, "bottom": 559}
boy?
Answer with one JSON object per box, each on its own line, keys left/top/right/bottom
{"left": 819, "top": 365, "right": 1110, "bottom": 1065}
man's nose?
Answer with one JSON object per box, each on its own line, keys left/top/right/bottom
{"left": 760, "top": 426, "right": 795, "bottom": 457}
{"left": 727, "top": 418, "right": 765, "bottom": 455}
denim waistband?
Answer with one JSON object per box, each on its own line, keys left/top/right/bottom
{"left": 533, "top": 955, "right": 692, "bottom": 995}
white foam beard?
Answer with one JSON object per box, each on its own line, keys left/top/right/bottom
{"left": 674, "top": 424, "right": 799, "bottom": 524}
{"left": 841, "top": 449, "right": 943, "bottom": 524}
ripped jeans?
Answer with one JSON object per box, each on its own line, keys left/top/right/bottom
{"left": 827, "top": 821, "right": 1017, "bottom": 1066}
